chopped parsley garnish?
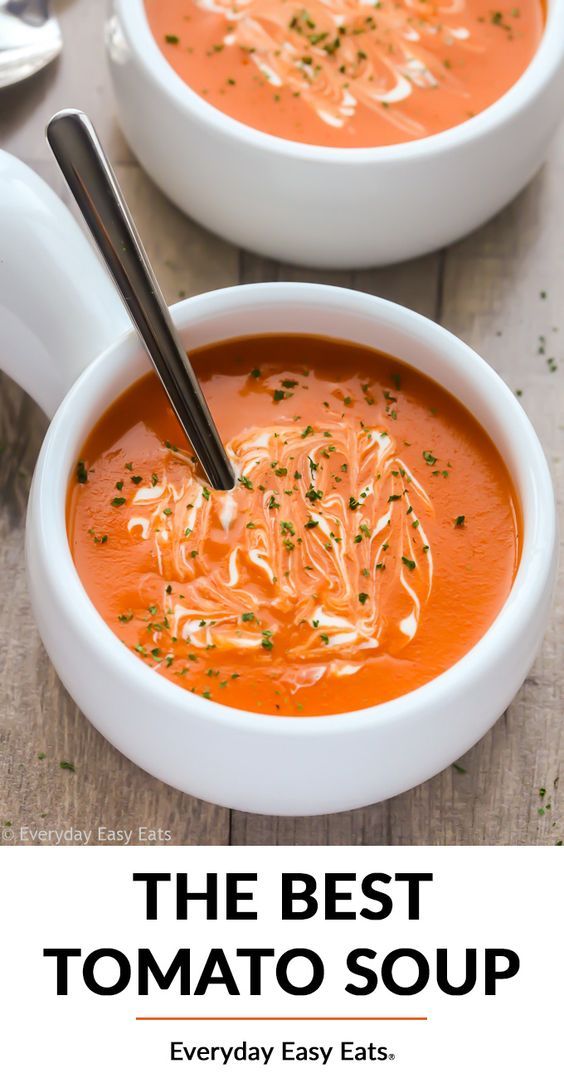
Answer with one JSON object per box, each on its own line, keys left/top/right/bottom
{"left": 239, "top": 475, "right": 254, "bottom": 491}
{"left": 454, "top": 515, "right": 466, "bottom": 527}
{"left": 88, "top": 529, "right": 107, "bottom": 545}
{"left": 76, "top": 460, "right": 88, "bottom": 484}
{"left": 358, "top": 593, "right": 369, "bottom": 605}
{"left": 111, "top": 497, "right": 126, "bottom": 507}
{"left": 402, "top": 556, "right": 416, "bottom": 571}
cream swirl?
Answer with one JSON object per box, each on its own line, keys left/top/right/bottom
{"left": 196, "top": 0, "right": 476, "bottom": 131}
{"left": 126, "top": 420, "right": 434, "bottom": 679}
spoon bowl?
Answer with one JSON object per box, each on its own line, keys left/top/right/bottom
{"left": 0, "top": 0, "right": 61, "bottom": 89}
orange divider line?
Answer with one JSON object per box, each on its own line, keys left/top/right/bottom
{"left": 136, "top": 1016, "right": 427, "bottom": 1022}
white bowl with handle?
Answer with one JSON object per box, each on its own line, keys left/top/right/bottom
{"left": 0, "top": 151, "right": 557, "bottom": 814}
{"left": 106, "top": 0, "right": 564, "bottom": 268}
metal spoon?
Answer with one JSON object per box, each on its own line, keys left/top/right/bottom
{"left": 0, "top": 0, "right": 61, "bottom": 89}
{"left": 47, "top": 108, "right": 235, "bottom": 491}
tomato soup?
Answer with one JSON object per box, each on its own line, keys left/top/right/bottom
{"left": 68, "top": 336, "right": 520, "bottom": 716}
{"left": 145, "top": 0, "right": 545, "bottom": 148}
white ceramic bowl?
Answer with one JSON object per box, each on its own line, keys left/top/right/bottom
{"left": 106, "top": 0, "right": 564, "bottom": 268}
{"left": 0, "top": 153, "right": 557, "bottom": 814}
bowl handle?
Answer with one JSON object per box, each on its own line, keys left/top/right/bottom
{"left": 0, "top": 151, "right": 130, "bottom": 418}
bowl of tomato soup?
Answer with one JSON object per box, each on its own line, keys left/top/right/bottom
{"left": 68, "top": 335, "right": 521, "bottom": 719}
{"left": 106, "top": 0, "right": 564, "bottom": 266}
{"left": 1, "top": 154, "right": 555, "bottom": 814}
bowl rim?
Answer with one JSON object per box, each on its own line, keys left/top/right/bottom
{"left": 30, "top": 282, "right": 556, "bottom": 739}
{"left": 112, "top": 0, "right": 564, "bottom": 163}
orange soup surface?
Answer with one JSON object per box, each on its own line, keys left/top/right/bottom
{"left": 68, "top": 336, "right": 520, "bottom": 716}
{"left": 145, "top": 0, "right": 545, "bottom": 148}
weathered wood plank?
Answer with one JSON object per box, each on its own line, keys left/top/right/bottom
{"left": 434, "top": 134, "right": 564, "bottom": 846}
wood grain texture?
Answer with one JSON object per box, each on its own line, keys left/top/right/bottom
{"left": 0, "top": 0, "right": 561, "bottom": 846}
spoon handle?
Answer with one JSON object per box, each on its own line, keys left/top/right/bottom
{"left": 46, "top": 108, "right": 235, "bottom": 491}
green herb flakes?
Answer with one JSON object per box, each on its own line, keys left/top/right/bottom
{"left": 76, "top": 460, "right": 88, "bottom": 484}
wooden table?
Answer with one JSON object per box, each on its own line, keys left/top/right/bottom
{"left": 1, "top": 0, "right": 562, "bottom": 846}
